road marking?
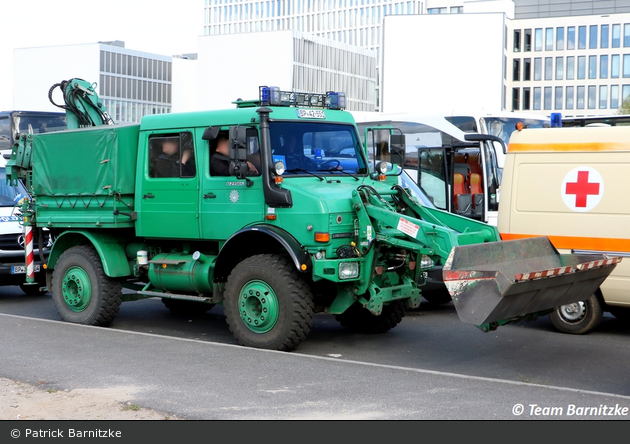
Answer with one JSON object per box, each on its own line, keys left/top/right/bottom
{"left": 3, "top": 312, "right": 630, "bottom": 401}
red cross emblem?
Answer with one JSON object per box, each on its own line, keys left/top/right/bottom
{"left": 561, "top": 167, "right": 604, "bottom": 212}
{"left": 565, "top": 171, "right": 600, "bottom": 207}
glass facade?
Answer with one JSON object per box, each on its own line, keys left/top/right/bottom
{"left": 99, "top": 49, "right": 172, "bottom": 123}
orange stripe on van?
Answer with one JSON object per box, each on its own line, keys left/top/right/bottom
{"left": 508, "top": 142, "right": 629, "bottom": 153}
{"left": 500, "top": 233, "right": 630, "bottom": 253}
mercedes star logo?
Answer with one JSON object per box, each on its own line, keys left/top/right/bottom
{"left": 17, "top": 235, "right": 25, "bottom": 248}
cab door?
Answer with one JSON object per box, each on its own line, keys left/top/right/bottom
{"left": 199, "top": 127, "right": 265, "bottom": 240}
{"left": 137, "top": 130, "right": 200, "bottom": 239}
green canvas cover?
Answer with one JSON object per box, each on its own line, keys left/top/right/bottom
{"left": 32, "top": 124, "right": 139, "bottom": 196}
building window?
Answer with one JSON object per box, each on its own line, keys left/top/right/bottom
{"left": 545, "top": 57, "right": 553, "bottom": 80}
{"left": 588, "top": 85, "right": 597, "bottom": 109}
{"left": 588, "top": 55, "right": 597, "bottom": 79}
{"left": 524, "top": 58, "right": 532, "bottom": 81}
{"left": 535, "top": 28, "right": 543, "bottom": 51}
{"left": 625, "top": 24, "right": 630, "bottom": 47}
{"left": 524, "top": 29, "right": 532, "bottom": 52}
{"left": 544, "top": 87, "right": 552, "bottom": 110}
{"left": 612, "top": 24, "right": 621, "bottom": 48}
{"left": 513, "top": 59, "right": 520, "bottom": 81}
{"left": 567, "top": 26, "right": 575, "bottom": 50}
{"left": 512, "top": 87, "right": 520, "bottom": 111}
{"left": 428, "top": 7, "right": 446, "bottom": 14}
{"left": 611, "top": 85, "right": 620, "bottom": 109}
{"left": 624, "top": 54, "right": 630, "bottom": 78}
{"left": 623, "top": 85, "right": 630, "bottom": 105}
{"left": 556, "top": 27, "right": 564, "bottom": 50}
{"left": 601, "top": 25, "right": 609, "bottom": 49}
{"left": 545, "top": 27, "right": 553, "bottom": 50}
{"left": 612, "top": 54, "right": 620, "bottom": 78}
{"left": 533, "top": 87, "right": 541, "bottom": 110}
{"left": 523, "top": 87, "right": 531, "bottom": 110}
{"left": 555, "top": 57, "right": 563, "bottom": 80}
{"left": 566, "top": 56, "right": 575, "bottom": 80}
{"left": 599, "top": 85, "right": 608, "bottom": 109}
{"left": 554, "top": 86, "right": 563, "bottom": 110}
{"left": 578, "top": 26, "right": 587, "bottom": 49}
{"left": 534, "top": 58, "right": 542, "bottom": 80}
{"left": 576, "top": 86, "right": 585, "bottom": 109}
{"left": 566, "top": 86, "right": 574, "bottom": 110}
{"left": 450, "top": 6, "right": 463, "bottom": 14}
{"left": 589, "top": 25, "right": 598, "bottom": 49}
{"left": 600, "top": 55, "right": 609, "bottom": 79}
{"left": 514, "top": 29, "right": 521, "bottom": 52}
{"left": 577, "top": 56, "right": 586, "bottom": 80}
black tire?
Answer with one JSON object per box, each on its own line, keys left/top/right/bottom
{"left": 223, "top": 254, "right": 314, "bottom": 351}
{"left": 549, "top": 292, "right": 603, "bottom": 334}
{"left": 51, "top": 245, "right": 123, "bottom": 326}
{"left": 20, "top": 282, "right": 48, "bottom": 296}
{"left": 608, "top": 306, "right": 630, "bottom": 323}
{"left": 162, "top": 298, "right": 215, "bottom": 315}
{"left": 422, "top": 288, "right": 452, "bottom": 305}
{"left": 335, "top": 300, "right": 406, "bottom": 334}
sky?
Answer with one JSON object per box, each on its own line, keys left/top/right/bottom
{"left": 0, "top": 0, "right": 205, "bottom": 110}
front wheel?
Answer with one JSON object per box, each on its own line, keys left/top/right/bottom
{"left": 52, "top": 245, "right": 123, "bottom": 326}
{"left": 548, "top": 292, "right": 603, "bottom": 334}
{"left": 223, "top": 254, "right": 314, "bottom": 351}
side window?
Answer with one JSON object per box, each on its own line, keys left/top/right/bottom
{"left": 0, "top": 117, "right": 10, "bottom": 151}
{"left": 149, "top": 132, "right": 196, "bottom": 178}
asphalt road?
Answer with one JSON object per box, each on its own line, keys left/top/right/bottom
{"left": 1, "top": 285, "right": 629, "bottom": 420}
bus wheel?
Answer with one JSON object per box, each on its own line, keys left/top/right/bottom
{"left": 549, "top": 292, "right": 603, "bottom": 334}
{"left": 52, "top": 245, "right": 122, "bottom": 326}
{"left": 223, "top": 254, "right": 314, "bottom": 351}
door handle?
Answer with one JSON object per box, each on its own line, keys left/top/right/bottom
{"left": 203, "top": 193, "right": 216, "bottom": 199}
{"left": 143, "top": 194, "right": 155, "bottom": 199}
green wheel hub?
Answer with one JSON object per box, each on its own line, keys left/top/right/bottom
{"left": 238, "top": 280, "right": 279, "bottom": 334}
{"left": 61, "top": 266, "right": 92, "bottom": 312}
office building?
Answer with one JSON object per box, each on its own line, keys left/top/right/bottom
{"left": 14, "top": 41, "right": 172, "bottom": 123}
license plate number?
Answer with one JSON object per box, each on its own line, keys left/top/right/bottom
{"left": 11, "top": 265, "right": 41, "bottom": 274}
{"left": 296, "top": 109, "right": 326, "bottom": 119}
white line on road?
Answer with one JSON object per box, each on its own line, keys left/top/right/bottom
{"left": 3, "top": 312, "right": 630, "bottom": 401}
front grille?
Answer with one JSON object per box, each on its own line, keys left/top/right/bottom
{"left": 0, "top": 234, "right": 23, "bottom": 251}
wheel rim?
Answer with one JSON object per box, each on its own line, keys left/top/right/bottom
{"left": 238, "top": 280, "right": 279, "bottom": 334}
{"left": 61, "top": 266, "right": 92, "bottom": 312}
{"left": 557, "top": 301, "right": 587, "bottom": 324}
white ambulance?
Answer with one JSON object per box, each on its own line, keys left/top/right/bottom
{"left": 498, "top": 126, "right": 630, "bottom": 333}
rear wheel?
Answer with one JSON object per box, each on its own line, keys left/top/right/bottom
{"left": 336, "top": 300, "right": 406, "bottom": 334}
{"left": 162, "top": 299, "right": 214, "bottom": 315}
{"left": 52, "top": 245, "right": 122, "bottom": 326}
{"left": 223, "top": 254, "right": 314, "bottom": 351}
{"left": 549, "top": 293, "right": 603, "bottom": 334}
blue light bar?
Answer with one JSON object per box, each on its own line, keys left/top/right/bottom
{"left": 258, "top": 86, "right": 346, "bottom": 109}
{"left": 550, "top": 113, "right": 562, "bottom": 128}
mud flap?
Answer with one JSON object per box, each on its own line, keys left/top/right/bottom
{"left": 442, "top": 237, "right": 621, "bottom": 332}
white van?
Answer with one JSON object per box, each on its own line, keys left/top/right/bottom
{"left": 0, "top": 156, "right": 49, "bottom": 294}
{"left": 498, "top": 125, "right": 630, "bottom": 333}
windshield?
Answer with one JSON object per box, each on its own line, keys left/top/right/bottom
{"left": 269, "top": 122, "right": 367, "bottom": 175}
{"left": 0, "top": 168, "right": 27, "bottom": 207}
{"left": 13, "top": 112, "right": 67, "bottom": 136}
{"left": 482, "top": 117, "right": 549, "bottom": 145}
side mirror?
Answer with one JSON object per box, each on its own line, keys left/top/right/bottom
{"left": 202, "top": 126, "right": 220, "bottom": 141}
{"left": 229, "top": 126, "right": 248, "bottom": 162}
{"left": 229, "top": 160, "right": 250, "bottom": 179}
{"left": 390, "top": 134, "right": 405, "bottom": 166}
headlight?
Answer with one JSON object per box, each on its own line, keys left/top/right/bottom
{"left": 420, "top": 255, "right": 434, "bottom": 269}
{"left": 376, "top": 161, "right": 389, "bottom": 174}
{"left": 339, "top": 262, "right": 359, "bottom": 280}
{"left": 273, "top": 161, "right": 286, "bottom": 175}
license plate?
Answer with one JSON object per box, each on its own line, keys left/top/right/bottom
{"left": 11, "top": 265, "right": 41, "bottom": 274}
{"left": 296, "top": 109, "right": 326, "bottom": 119}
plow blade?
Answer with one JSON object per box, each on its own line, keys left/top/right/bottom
{"left": 442, "top": 237, "right": 621, "bottom": 331}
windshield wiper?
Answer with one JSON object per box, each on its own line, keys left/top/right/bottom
{"left": 285, "top": 168, "right": 326, "bottom": 181}
{"left": 318, "top": 169, "right": 360, "bottom": 181}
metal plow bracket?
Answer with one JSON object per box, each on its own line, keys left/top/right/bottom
{"left": 442, "top": 237, "right": 621, "bottom": 331}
